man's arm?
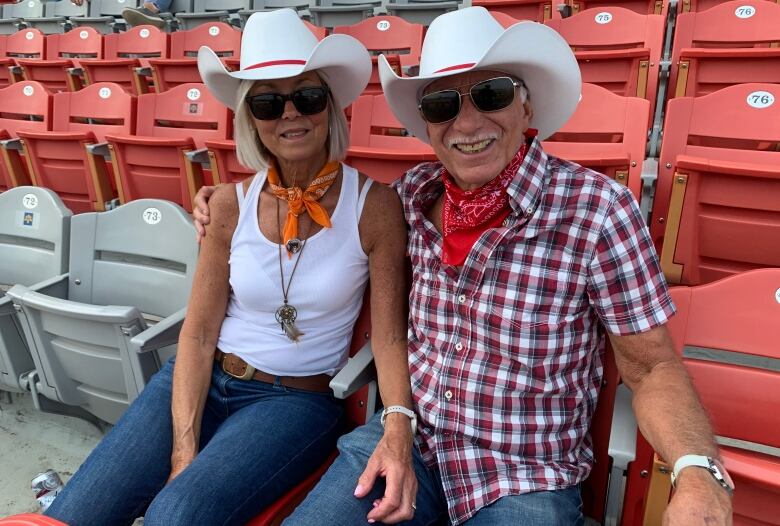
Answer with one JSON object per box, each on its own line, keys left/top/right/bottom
{"left": 610, "top": 326, "right": 732, "bottom": 525}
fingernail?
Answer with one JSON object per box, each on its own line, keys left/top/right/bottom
{"left": 354, "top": 485, "right": 363, "bottom": 496}
{"left": 372, "top": 501, "right": 379, "bottom": 508}
{"left": 368, "top": 521, "right": 375, "bottom": 524}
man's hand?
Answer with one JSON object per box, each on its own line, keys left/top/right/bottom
{"left": 663, "top": 467, "right": 732, "bottom": 525}
{"left": 354, "top": 419, "right": 418, "bottom": 524}
{"left": 71, "top": 0, "right": 84, "bottom": 5}
{"left": 192, "top": 185, "right": 217, "bottom": 242}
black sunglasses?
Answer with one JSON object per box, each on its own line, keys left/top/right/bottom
{"left": 245, "top": 86, "right": 330, "bottom": 120}
{"left": 418, "top": 77, "right": 524, "bottom": 124}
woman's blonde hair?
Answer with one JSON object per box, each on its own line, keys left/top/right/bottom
{"left": 234, "top": 73, "right": 350, "bottom": 173}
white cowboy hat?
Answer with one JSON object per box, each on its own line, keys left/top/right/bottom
{"left": 378, "top": 6, "right": 581, "bottom": 142}
{"left": 198, "top": 9, "right": 371, "bottom": 111}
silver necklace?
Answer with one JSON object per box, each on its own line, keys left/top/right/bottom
{"left": 274, "top": 197, "right": 309, "bottom": 342}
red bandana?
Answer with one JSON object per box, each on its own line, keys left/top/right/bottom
{"left": 441, "top": 131, "right": 536, "bottom": 266}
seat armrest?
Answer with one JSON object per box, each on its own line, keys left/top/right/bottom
{"left": 402, "top": 64, "right": 420, "bottom": 77}
{"left": 86, "top": 141, "right": 110, "bottom": 158}
{"left": 372, "top": 6, "right": 388, "bottom": 15}
{"left": 135, "top": 66, "right": 152, "bottom": 77}
{"left": 1, "top": 274, "right": 68, "bottom": 314}
{"left": 0, "top": 138, "right": 23, "bottom": 150}
{"left": 129, "top": 306, "right": 187, "bottom": 354}
{"left": 330, "top": 341, "right": 376, "bottom": 400}
{"left": 68, "top": 66, "right": 84, "bottom": 77}
{"left": 184, "top": 148, "right": 210, "bottom": 165}
{"left": 9, "top": 65, "right": 23, "bottom": 76}
{"left": 605, "top": 384, "right": 638, "bottom": 526}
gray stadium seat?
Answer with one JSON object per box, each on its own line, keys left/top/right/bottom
{"left": 0, "top": 0, "right": 45, "bottom": 34}
{"left": 0, "top": 187, "right": 71, "bottom": 394}
{"left": 239, "top": 0, "right": 311, "bottom": 24}
{"left": 70, "top": 0, "right": 141, "bottom": 34}
{"left": 8, "top": 199, "right": 199, "bottom": 425}
{"left": 384, "top": 0, "right": 463, "bottom": 26}
{"left": 23, "top": 0, "right": 90, "bottom": 34}
{"left": 175, "top": 0, "right": 250, "bottom": 30}
{"left": 309, "top": 0, "right": 384, "bottom": 29}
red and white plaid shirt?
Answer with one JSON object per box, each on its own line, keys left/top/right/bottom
{"left": 394, "top": 138, "right": 675, "bottom": 524}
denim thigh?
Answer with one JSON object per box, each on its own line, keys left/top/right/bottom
{"left": 284, "top": 412, "right": 449, "bottom": 526}
{"left": 464, "top": 486, "right": 584, "bottom": 526}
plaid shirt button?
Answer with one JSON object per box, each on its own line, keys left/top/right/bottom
{"left": 457, "top": 294, "right": 466, "bottom": 304}
{"left": 444, "top": 390, "right": 453, "bottom": 400}
{"left": 454, "top": 342, "right": 463, "bottom": 351}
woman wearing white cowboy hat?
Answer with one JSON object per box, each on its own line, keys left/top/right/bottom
{"left": 45, "top": 10, "right": 416, "bottom": 526}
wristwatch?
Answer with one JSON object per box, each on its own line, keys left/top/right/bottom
{"left": 671, "top": 455, "right": 735, "bottom": 496}
{"left": 380, "top": 405, "right": 417, "bottom": 435}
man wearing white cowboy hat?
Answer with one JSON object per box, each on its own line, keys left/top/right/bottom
{"left": 273, "top": 6, "right": 733, "bottom": 525}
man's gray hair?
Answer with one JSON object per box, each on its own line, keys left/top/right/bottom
{"left": 233, "top": 74, "right": 350, "bottom": 173}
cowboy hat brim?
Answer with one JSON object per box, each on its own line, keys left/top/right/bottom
{"left": 378, "top": 21, "right": 581, "bottom": 143}
{"left": 198, "top": 33, "right": 371, "bottom": 111}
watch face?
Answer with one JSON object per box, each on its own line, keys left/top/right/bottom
{"left": 710, "top": 458, "right": 735, "bottom": 490}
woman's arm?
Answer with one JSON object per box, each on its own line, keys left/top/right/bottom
{"left": 354, "top": 178, "right": 418, "bottom": 524}
{"left": 168, "top": 184, "right": 239, "bottom": 481}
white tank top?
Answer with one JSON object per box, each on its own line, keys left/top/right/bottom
{"left": 216, "top": 164, "right": 371, "bottom": 376}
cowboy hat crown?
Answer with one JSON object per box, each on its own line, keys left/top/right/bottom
{"left": 198, "top": 9, "right": 371, "bottom": 111}
{"left": 378, "top": 7, "right": 582, "bottom": 142}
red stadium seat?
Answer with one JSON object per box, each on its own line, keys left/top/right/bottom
{"left": 333, "top": 16, "right": 423, "bottom": 95}
{"left": 570, "top": 0, "right": 670, "bottom": 15}
{"left": 79, "top": 25, "right": 170, "bottom": 95}
{"left": 0, "top": 514, "right": 68, "bottom": 526}
{"left": 149, "top": 22, "right": 241, "bottom": 93}
{"left": 543, "top": 83, "right": 650, "bottom": 200}
{"left": 653, "top": 83, "right": 780, "bottom": 285}
{"left": 0, "top": 28, "right": 46, "bottom": 89}
{"left": 545, "top": 7, "right": 664, "bottom": 127}
{"left": 16, "top": 27, "right": 103, "bottom": 93}
{"left": 203, "top": 139, "right": 255, "bottom": 184}
{"left": 490, "top": 10, "right": 521, "bottom": 26}
{"left": 623, "top": 269, "right": 780, "bottom": 525}
{"left": 346, "top": 93, "right": 436, "bottom": 184}
{"left": 18, "top": 82, "right": 136, "bottom": 213}
{"left": 105, "top": 82, "right": 231, "bottom": 212}
{"left": 669, "top": 0, "right": 780, "bottom": 100}
{"left": 677, "top": 0, "right": 780, "bottom": 12}
{"left": 0, "top": 81, "right": 52, "bottom": 192}
{"left": 472, "top": 0, "right": 562, "bottom": 22}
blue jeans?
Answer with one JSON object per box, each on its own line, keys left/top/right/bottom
{"left": 148, "top": 0, "right": 172, "bottom": 12}
{"left": 46, "top": 358, "right": 344, "bottom": 526}
{"left": 284, "top": 413, "right": 583, "bottom": 525}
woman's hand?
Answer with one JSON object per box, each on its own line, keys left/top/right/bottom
{"left": 354, "top": 416, "right": 418, "bottom": 524}
{"left": 167, "top": 451, "right": 196, "bottom": 484}
{"left": 192, "top": 185, "right": 217, "bottom": 242}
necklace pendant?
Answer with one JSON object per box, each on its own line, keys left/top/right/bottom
{"left": 275, "top": 303, "right": 304, "bottom": 342}
{"left": 286, "top": 238, "right": 302, "bottom": 254}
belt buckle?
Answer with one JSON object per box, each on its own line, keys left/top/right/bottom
{"left": 221, "top": 354, "right": 256, "bottom": 380}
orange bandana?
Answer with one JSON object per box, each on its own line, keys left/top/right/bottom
{"left": 267, "top": 160, "right": 340, "bottom": 257}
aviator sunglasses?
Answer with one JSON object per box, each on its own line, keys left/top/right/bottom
{"left": 418, "top": 76, "right": 525, "bottom": 124}
{"left": 245, "top": 86, "right": 330, "bottom": 120}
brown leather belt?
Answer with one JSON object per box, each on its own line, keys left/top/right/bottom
{"left": 214, "top": 349, "right": 332, "bottom": 393}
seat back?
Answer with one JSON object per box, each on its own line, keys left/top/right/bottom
{"left": 0, "top": 186, "right": 70, "bottom": 393}
{"left": 570, "top": 0, "right": 668, "bottom": 15}
{"left": 193, "top": 0, "right": 251, "bottom": 10}
{"left": 204, "top": 139, "right": 255, "bottom": 184}
{"left": 107, "top": 82, "right": 231, "bottom": 210}
{"left": 44, "top": 0, "right": 90, "bottom": 17}
{"left": 471, "top": 0, "right": 559, "bottom": 22}
{"left": 19, "top": 82, "right": 135, "bottom": 213}
{"left": 384, "top": 0, "right": 461, "bottom": 26}
{"left": 103, "top": 24, "right": 168, "bottom": 60}
{"left": 3, "top": 0, "right": 45, "bottom": 19}
{"left": 5, "top": 27, "right": 45, "bottom": 58}
{"left": 653, "top": 83, "right": 780, "bottom": 282}
{"left": 334, "top": 16, "right": 422, "bottom": 94}
{"left": 89, "top": 0, "right": 141, "bottom": 17}
{"left": 666, "top": 270, "right": 780, "bottom": 523}
{"left": 44, "top": 26, "right": 103, "bottom": 60}
{"left": 150, "top": 22, "right": 240, "bottom": 92}
{"left": 545, "top": 7, "right": 664, "bottom": 118}
{"left": 543, "top": 83, "right": 650, "bottom": 200}
{"left": 0, "top": 81, "right": 52, "bottom": 190}
{"left": 8, "top": 199, "right": 197, "bottom": 423}
{"left": 310, "top": 0, "right": 383, "bottom": 29}
{"left": 670, "top": 0, "right": 780, "bottom": 99}
{"left": 347, "top": 93, "right": 436, "bottom": 184}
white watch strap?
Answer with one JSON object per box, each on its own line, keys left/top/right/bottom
{"left": 381, "top": 406, "right": 416, "bottom": 433}
{"left": 672, "top": 454, "right": 711, "bottom": 486}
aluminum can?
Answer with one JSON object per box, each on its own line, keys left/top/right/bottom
{"left": 31, "top": 469, "right": 63, "bottom": 512}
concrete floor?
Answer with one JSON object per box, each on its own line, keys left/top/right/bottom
{"left": 0, "top": 392, "right": 103, "bottom": 517}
